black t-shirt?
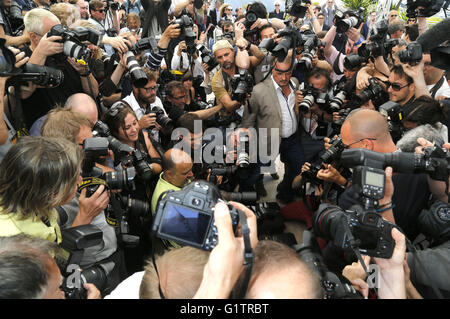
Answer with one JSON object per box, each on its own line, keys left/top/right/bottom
{"left": 21, "top": 46, "right": 84, "bottom": 129}
{"left": 338, "top": 172, "right": 430, "bottom": 241}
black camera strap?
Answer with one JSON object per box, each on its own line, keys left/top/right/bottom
{"left": 430, "top": 76, "right": 445, "bottom": 99}
{"left": 233, "top": 208, "right": 254, "bottom": 299}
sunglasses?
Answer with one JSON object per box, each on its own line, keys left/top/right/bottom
{"left": 385, "top": 81, "right": 410, "bottom": 91}
{"left": 95, "top": 9, "right": 105, "bottom": 13}
{"left": 108, "top": 103, "right": 126, "bottom": 117}
{"left": 390, "top": 14, "right": 397, "bottom": 17}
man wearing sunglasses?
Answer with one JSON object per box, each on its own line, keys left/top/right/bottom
{"left": 329, "top": 109, "right": 436, "bottom": 272}
{"left": 387, "top": 64, "right": 416, "bottom": 112}
{"left": 241, "top": 54, "right": 303, "bottom": 203}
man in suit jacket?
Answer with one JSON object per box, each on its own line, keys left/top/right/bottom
{"left": 269, "top": 1, "right": 285, "bottom": 19}
{"left": 241, "top": 54, "right": 305, "bottom": 203}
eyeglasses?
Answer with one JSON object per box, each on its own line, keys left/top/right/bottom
{"left": 108, "top": 103, "right": 125, "bottom": 117}
{"left": 172, "top": 94, "right": 186, "bottom": 100}
{"left": 141, "top": 84, "right": 159, "bottom": 93}
{"left": 225, "top": 8, "right": 232, "bottom": 11}
{"left": 385, "top": 81, "right": 410, "bottom": 91}
{"left": 343, "top": 137, "right": 377, "bottom": 149}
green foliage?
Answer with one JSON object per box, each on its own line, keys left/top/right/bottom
{"left": 340, "top": 0, "right": 374, "bottom": 19}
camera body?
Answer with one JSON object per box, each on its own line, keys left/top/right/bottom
{"left": 152, "top": 180, "right": 241, "bottom": 250}
{"left": 173, "top": 15, "right": 196, "bottom": 55}
{"left": 353, "top": 78, "right": 389, "bottom": 109}
{"left": 299, "top": 88, "right": 330, "bottom": 114}
{"left": 197, "top": 44, "right": 219, "bottom": 71}
{"left": 334, "top": 9, "right": 364, "bottom": 34}
{"left": 379, "top": 101, "right": 404, "bottom": 144}
{"left": 313, "top": 202, "right": 396, "bottom": 258}
{"left": 297, "top": 34, "right": 323, "bottom": 73}
{"left": 147, "top": 106, "right": 174, "bottom": 131}
{"left": 47, "top": 24, "right": 102, "bottom": 64}
{"left": 286, "top": 0, "right": 311, "bottom": 18}
{"left": 230, "top": 69, "right": 254, "bottom": 104}
{"left": 80, "top": 137, "right": 136, "bottom": 196}
{"left": 271, "top": 21, "right": 302, "bottom": 62}
{"left": 406, "top": 0, "right": 444, "bottom": 18}
{"left": 58, "top": 225, "right": 112, "bottom": 299}
{"left": 321, "top": 136, "right": 346, "bottom": 164}
{"left": 398, "top": 42, "right": 423, "bottom": 66}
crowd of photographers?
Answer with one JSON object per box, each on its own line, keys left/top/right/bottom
{"left": 0, "top": 0, "right": 449, "bottom": 300}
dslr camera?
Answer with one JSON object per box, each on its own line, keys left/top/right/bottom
{"left": 297, "top": 34, "right": 323, "bottom": 73}
{"left": 378, "top": 101, "right": 404, "bottom": 144}
{"left": 313, "top": 202, "right": 397, "bottom": 258}
{"left": 152, "top": 180, "right": 242, "bottom": 251}
{"left": 230, "top": 69, "right": 254, "bottom": 104}
{"left": 334, "top": 9, "right": 364, "bottom": 34}
{"left": 47, "top": 24, "right": 102, "bottom": 64}
{"left": 298, "top": 88, "right": 330, "bottom": 114}
{"left": 196, "top": 44, "right": 219, "bottom": 71}
{"left": 57, "top": 225, "right": 115, "bottom": 299}
{"left": 286, "top": 0, "right": 311, "bottom": 19}
{"left": 172, "top": 15, "right": 196, "bottom": 55}
{"left": 406, "top": 0, "right": 445, "bottom": 18}
{"left": 398, "top": 42, "right": 423, "bottom": 66}
{"left": 353, "top": 77, "right": 389, "bottom": 109}
{"left": 146, "top": 106, "right": 174, "bottom": 131}
{"left": 0, "top": 39, "right": 64, "bottom": 87}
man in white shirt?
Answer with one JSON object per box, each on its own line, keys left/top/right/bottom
{"left": 423, "top": 53, "right": 450, "bottom": 99}
{"left": 241, "top": 53, "right": 304, "bottom": 203}
{"left": 123, "top": 67, "right": 166, "bottom": 142}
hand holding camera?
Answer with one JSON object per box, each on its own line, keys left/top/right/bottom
{"left": 33, "top": 34, "right": 64, "bottom": 59}
{"left": 75, "top": 185, "right": 110, "bottom": 226}
{"left": 194, "top": 201, "right": 258, "bottom": 298}
{"left": 138, "top": 112, "right": 157, "bottom": 129}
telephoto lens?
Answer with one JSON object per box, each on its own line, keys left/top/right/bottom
{"left": 63, "top": 40, "right": 91, "bottom": 62}
{"left": 299, "top": 94, "right": 315, "bottom": 114}
{"left": 125, "top": 51, "right": 148, "bottom": 88}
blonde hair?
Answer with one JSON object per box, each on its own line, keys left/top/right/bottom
{"left": 50, "top": 3, "right": 80, "bottom": 26}
{"left": 68, "top": 20, "right": 103, "bottom": 60}
{"left": 126, "top": 12, "right": 141, "bottom": 29}
{"left": 219, "top": 3, "right": 230, "bottom": 18}
{"left": 24, "top": 8, "right": 60, "bottom": 35}
{"left": 41, "top": 107, "right": 93, "bottom": 144}
{"left": 139, "top": 247, "right": 210, "bottom": 299}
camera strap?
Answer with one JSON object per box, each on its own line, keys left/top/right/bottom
{"left": 229, "top": 209, "right": 254, "bottom": 299}
{"left": 430, "top": 76, "right": 445, "bottom": 99}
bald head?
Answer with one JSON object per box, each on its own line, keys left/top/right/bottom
{"left": 341, "top": 109, "right": 396, "bottom": 152}
{"left": 163, "top": 148, "right": 192, "bottom": 171}
{"left": 162, "top": 148, "right": 194, "bottom": 188}
{"left": 65, "top": 93, "right": 98, "bottom": 124}
{"left": 245, "top": 240, "right": 322, "bottom": 299}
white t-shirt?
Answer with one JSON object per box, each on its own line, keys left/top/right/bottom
{"left": 427, "top": 76, "right": 450, "bottom": 99}
{"left": 104, "top": 271, "right": 144, "bottom": 299}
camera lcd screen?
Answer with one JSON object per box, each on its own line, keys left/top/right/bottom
{"left": 365, "top": 171, "right": 384, "bottom": 188}
{"left": 159, "top": 202, "right": 211, "bottom": 245}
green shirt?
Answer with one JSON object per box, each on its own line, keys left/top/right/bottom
{"left": 0, "top": 204, "right": 62, "bottom": 244}
{"left": 151, "top": 172, "right": 182, "bottom": 215}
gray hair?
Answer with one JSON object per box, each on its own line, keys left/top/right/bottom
{"left": 0, "top": 234, "right": 58, "bottom": 299}
{"left": 24, "top": 8, "right": 60, "bottom": 35}
{"left": 0, "top": 136, "right": 82, "bottom": 219}
{"left": 396, "top": 124, "right": 444, "bottom": 153}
